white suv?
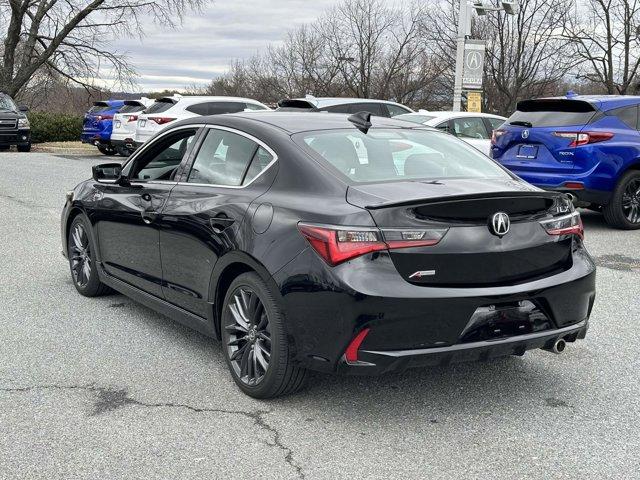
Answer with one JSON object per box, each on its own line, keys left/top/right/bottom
{"left": 134, "top": 96, "right": 269, "bottom": 147}
{"left": 111, "top": 97, "right": 154, "bottom": 155}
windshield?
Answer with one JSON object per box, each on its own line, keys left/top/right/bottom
{"left": 395, "top": 114, "right": 436, "bottom": 124}
{"left": 294, "top": 128, "right": 510, "bottom": 183}
{"left": 0, "top": 95, "right": 17, "bottom": 111}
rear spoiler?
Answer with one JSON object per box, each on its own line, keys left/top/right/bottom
{"left": 365, "top": 190, "right": 562, "bottom": 210}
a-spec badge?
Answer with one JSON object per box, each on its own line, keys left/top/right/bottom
{"left": 409, "top": 270, "right": 436, "bottom": 279}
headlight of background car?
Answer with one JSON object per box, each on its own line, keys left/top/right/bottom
{"left": 18, "top": 118, "right": 30, "bottom": 128}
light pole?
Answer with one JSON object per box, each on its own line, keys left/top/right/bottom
{"left": 452, "top": 1, "right": 518, "bottom": 111}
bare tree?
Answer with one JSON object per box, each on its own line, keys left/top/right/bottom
{"left": 0, "top": 0, "right": 205, "bottom": 98}
{"left": 425, "top": 0, "right": 575, "bottom": 115}
{"left": 563, "top": 0, "right": 640, "bottom": 94}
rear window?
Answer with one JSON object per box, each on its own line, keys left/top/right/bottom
{"left": 395, "top": 114, "right": 436, "bottom": 124}
{"left": 119, "top": 103, "right": 145, "bottom": 113}
{"left": 294, "top": 128, "right": 510, "bottom": 183}
{"left": 145, "top": 99, "right": 175, "bottom": 114}
{"left": 88, "top": 104, "right": 109, "bottom": 114}
{"left": 508, "top": 99, "right": 598, "bottom": 127}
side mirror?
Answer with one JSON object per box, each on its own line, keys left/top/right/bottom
{"left": 18, "top": 105, "right": 29, "bottom": 112}
{"left": 92, "top": 163, "right": 122, "bottom": 183}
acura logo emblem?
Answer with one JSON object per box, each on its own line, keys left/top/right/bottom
{"left": 490, "top": 212, "right": 510, "bottom": 237}
{"left": 521, "top": 129, "right": 529, "bottom": 139}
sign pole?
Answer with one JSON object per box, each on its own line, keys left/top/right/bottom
{"left": 452, "top": 1, "right": 470, "bottom": 112}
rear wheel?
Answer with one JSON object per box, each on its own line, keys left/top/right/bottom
{"left": 67, "top": 215, "right": 111, "bottom": 296}
{"left": 221, "top": 272, "right": 307, "bottom": 399}
{"left": 603, "top": 170, "right": 640, "bottom": 229}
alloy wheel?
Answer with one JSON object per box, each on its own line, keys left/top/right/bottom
{"left": 70, "top": 223, "right": 92, "bottom": 288}
{"left": 622, "top": 178, "right": 640, "bottom": 224}
{"left": 225, "top": 287, "right": 271, "bottom": 386}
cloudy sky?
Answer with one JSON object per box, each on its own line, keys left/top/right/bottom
{"left": 113, "top": 0, "right": 340, "bottom": 91}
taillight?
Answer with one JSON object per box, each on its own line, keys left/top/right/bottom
{"left": 344, "top": 328, "right": 370, "bottom": 363}
{"left": 491, "top": 129, "right": 505, "bottom": 144}
{"left": 149, "top": 117, "right": 176, "bottom": 125}
{"left": 297, "top": 223, "right": 448, "bottom": 266}
{"left": 540, "top": 212, "right": 584, "bottom": 239}
{"left": 553, "top": 131, "right": 614, "bottom": 147}
{"left": 127, "top": 115, "right": 139, "bottom": 122}
{"left": 96, "top": 114, "right": 113, "bottom": 121}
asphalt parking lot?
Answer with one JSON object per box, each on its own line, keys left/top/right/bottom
{"left": 1, "top": 151, "right": 639, "bottom": 479}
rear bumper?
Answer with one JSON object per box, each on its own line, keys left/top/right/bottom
{"left": 338, "top": 319, "right": 588, "bottom": 375}
{"left": 276, "top": 244, "right": 596, "bottom": 374}
{"left": 81, "top": 132, "right": 110, "bottom": 144}
{"left": 545, "top": 186, "right": 611, "bottom": 206}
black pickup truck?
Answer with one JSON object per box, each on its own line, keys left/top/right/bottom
{"left": 0, "top": 93, "right": 31, "bottom": 152}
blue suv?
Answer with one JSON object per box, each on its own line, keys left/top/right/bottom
{"left": 81, "top": 100, "right": 125, "bottom": 155}
{"left": 492, "top": 95, "right": 640, "bottom": 229}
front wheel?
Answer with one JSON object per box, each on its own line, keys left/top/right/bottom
{"left": 603, "top": 170, "right": 640, "bottom": 229}
{"left": 221, "top": 272, "right": 307, "bottom": 399}
{"left": 97, "top": 144, "right": 117, "bottom": 156}
{"left": 67, "top": 215, "right": 111, "bottom": 296}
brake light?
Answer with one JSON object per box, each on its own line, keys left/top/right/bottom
{"left": 96, "top": 114, "right": 113, "bottom": 121}
{"left": 297, "top": 223, "right": 448, "bottom": 266}
{"left": 553, "top": 131, "right": 614, "bottom": 147}
{"left": 344, "top": 328, "right": 370, "bottom": 363}
{"left": 149, "top": 117, "right": 176, "bottom": 125}
{"left": 127, "top": 115, "right": 139, "bottom": 122}
{"left": 491, "top": 129, "right": 505, "bottom": 144}
{"left": 540, "top": 212, "right": 584, "bottom": 239}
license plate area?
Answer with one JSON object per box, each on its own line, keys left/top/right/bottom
{"left": 517, "top": 144, "right": 538, "bottom": 159}
{"left": 114, "top": 120, "right": 121, "bottom": 128}
{"left": 139, "top": 119, "right": 146, "bottom": 128}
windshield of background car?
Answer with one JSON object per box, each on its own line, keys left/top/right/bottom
{"left": 507, "top": 99, "right": 598, "bottom": 127}
{"left": 144, "top": 100, "right": 175, "bottom": 114}
{"left": 294, "top": 128, "right": 511, "bottom": 183}
{"left": 0, "top": 95, "right": 17, "bottom": 111}
{"left": 395, "top": 114, "right": 436, "bottom": 124}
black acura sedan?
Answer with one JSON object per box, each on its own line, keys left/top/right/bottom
{"left": 61, "top": 112, "right": 596, "bottom": 398}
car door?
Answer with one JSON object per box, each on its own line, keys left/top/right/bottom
{"left": 95, "top": 126, "right": 200, "bottom": 297}
{"left": 450, "top": 117, "right": 492, "bottom": 155}
{"left": 159, "top": 126, "right": 277, "bottom": 317}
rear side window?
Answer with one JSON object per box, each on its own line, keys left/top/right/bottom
{"left": 508, "top": 99, "right": 598, "bottom": 127}
{"left": 608, "top": 105, "right": 639, "bottom": 129}
{"left": 145, "top": 100, "right": 175, "bottom": 114}
{"left": 187, "top": 129, "right": 262, "bottom": 186}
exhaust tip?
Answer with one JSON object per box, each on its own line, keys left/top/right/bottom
{"left": 545, "top": 338, "right": 567, "bottom": 354}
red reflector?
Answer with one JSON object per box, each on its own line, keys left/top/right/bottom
{"left": 345, "top": 328, "right": 370, "bottom": 363}
{"left": 563, "top": 182, "right": 585, "bottom": 190}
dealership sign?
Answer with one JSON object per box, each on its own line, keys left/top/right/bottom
{"left": 462, "top": 40, "right": 486, "bottom": 90}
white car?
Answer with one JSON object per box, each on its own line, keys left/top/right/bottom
{"left": 134, "top": 96, "right": 270, "bottom": 147}
{"left": 395, "top": 111, "right": 506, "bottom": 156}
{"left": 110, "top": 97, "right": 155, "bottom": 155}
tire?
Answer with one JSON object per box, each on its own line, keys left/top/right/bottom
{"left": 221, "top": 272, "right": 307, "bottom": 399}
{"left": 603, "top": 170, "right": 640, "bottom": 229}
{"left": 67, "top": 215, "right": 112, "bottom": 297}
{"left": 97, "top": 144, "right": 117, "bottom": 156}
{"left": 0, "top": 145, "right": 10, "bottom": 151}
{"left": 17, "top": 143, "right": 31, "bottom": 152}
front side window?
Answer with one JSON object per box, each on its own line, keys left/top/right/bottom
{"left": 451, "top": 117, "right": 490, "bottom": 139}
{"left": 295, "top": 128, "right": 510, "bottom": 183}
{"left": 127, "top": 129, "right": 197, "bottom": 181}
{"left": 187, "top": 129, "right": 271, "bottom": 186}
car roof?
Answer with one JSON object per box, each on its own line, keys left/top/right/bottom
{"left": 173, "top": 96, "right": 265, "bottom": 105}
{"left": 199, "top": 111, "right": 425, "bottom": 134}
{"left": 280, "top": 96, "right": 411, "bottom": 109}
{"left": 400, "top": 111, "right": 505, "bottom": 119}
